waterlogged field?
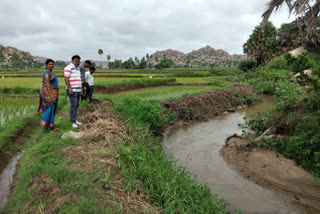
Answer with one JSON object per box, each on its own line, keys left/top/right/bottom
{"left": 110, "top": 85, "right": 223, "bottom": 100}
{"left": 0, "top": 96, "right": 38, "bottom": 126}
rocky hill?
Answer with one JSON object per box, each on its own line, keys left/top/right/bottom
{"left": 0, "top": 44, "right": 42, "bottom": 68}
{"left": 150, "top": 45, "right": 247, "bottom": 67}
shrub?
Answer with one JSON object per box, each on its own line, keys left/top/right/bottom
{"left": 263, "top": 57, "right": 288, "bottom": 70}
{"left": 284, "top": 52, "right": 315, "bottom": 73}
{"left": 209, "top": 67, "right": 239, "bottom": 76}
{"left": 238, "top": 60, "right": 258, "bottom": 72}
{"left": 279, "top": 117, "right": 320, "bottom": 177}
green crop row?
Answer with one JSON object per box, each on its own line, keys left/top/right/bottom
{"left": 0, "top": 96, "right": 38, "bottom": 126}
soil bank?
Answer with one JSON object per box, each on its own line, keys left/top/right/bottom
{"left": 221, "top": 137, "right": 320, "bottom": 214}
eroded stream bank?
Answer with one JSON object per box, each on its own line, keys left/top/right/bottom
{"left": 162, "top": 95, "right": 303, "bottom": 214}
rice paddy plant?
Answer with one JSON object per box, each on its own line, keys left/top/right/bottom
{"left": 111, "top": 85, "right": 221, "bottom": 100}
{"left": 0, "top": 96, "right": 38, "bottom": 126}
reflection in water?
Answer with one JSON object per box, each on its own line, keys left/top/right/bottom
{"left": 0, "top": 153, "right": 22, "bottom": 208}
{"left": 163, "top": 96, "right": 301, "bottom": 214}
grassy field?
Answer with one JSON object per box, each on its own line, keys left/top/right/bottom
{"left": 108, "top": 85, "right": 227, "bottom": 100}
{"left": 0, "top": 77, "right": 156, "bottom": 89}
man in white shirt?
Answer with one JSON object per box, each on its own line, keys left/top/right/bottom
{"left": 84, "top": 66, "right": 95, "bottom": 103}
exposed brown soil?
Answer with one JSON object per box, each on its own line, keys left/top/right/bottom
{"left": 30, "top": 174, "right": 77, "bottom": 214}
{"left": 31, "top": 174, "right": 61, "bottom": 199}
{"left": 95, "top": 78, "right": 176, "bottom": 94}
{"left": 221, "top": 136, "right": 320, "bottom": 214}
{"left": 162, "top": 83, "right": 254, "bottom": 122}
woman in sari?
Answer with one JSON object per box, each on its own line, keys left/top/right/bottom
{"left": 38, "top": 59, "right": 59, "bottom": 131}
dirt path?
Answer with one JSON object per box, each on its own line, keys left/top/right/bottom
{"left": 221, "top": 136, "right": 320, "bottom": 214}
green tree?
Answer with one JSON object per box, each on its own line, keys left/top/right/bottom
{"left": 107, "top": 55, "right": 111, "bottom": 68}
{"left": 114, "top": 59, "right": 122, "bottom": 69}
{"left": 138, "top": 57, "right": 147, "bottom": 69}
{"left": 155, "top": 58, "right": 174, "bottom": 69}
{"left": 134, "top": 56, "right": 140, "bottom": 65}
{"left": 243, "top": 21, "right": 278, "bottom": 64}
{"left": 98, "top": 49, "right": 103, "bottom": 67}
{"left": 123, "top": 57, "right": 135, "bottom": 69}
{"left": 277, "top": 20, "right": 320, "bottom": 51}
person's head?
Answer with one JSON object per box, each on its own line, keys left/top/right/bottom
{"left": 89, "top": 66, "right": 95, "bottom": 74}
{"left": 45, "top": 59, "right": 55, "bottom": 70}
{"left": 71, "top": 55, "right": 81, "bottom": 67}
{"left": 84, "top": 60, "right": 91, "bottom": 68}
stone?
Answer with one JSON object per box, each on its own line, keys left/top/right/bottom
{"left": 288, "top": 47, "right": 306, "bottom": 57}
{"left": 61, "top": 131, "right": 84, "bottom": 140}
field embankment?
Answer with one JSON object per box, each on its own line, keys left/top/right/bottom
{"left": 162, "top": 83, "right": 255, "bottom": 123}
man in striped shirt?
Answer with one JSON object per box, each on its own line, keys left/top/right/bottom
{"left": 64, "top": 55, "right": 83, "bottom": 128}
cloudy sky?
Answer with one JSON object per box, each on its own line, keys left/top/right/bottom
{"left": 0, "top": 0, "right": 295, "bottom": 61}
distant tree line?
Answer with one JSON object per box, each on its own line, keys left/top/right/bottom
{"left": 107, "top": 55, "right": 174, "bottom": 69}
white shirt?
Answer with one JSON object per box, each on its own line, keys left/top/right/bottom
{"left": 85, "top": 71, "right": 94, "bottom": 86}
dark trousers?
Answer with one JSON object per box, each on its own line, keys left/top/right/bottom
{"left": 66, "top": 90, "right": 80, "bottom": 124}
{"left": 81, "top": 83, "right": 85, "bottom": 101}
{"left": 84, "top": 84, "right": 93, "bottom": 103}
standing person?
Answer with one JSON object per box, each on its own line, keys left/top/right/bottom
{"left": 38, "top": 59, "right": 59, "bottom": 131}
{"left": 84, "top": 66, "right": 95, "bottom": 103}
{"left": 64, "top": 55, "right": 83, "bottom": 128}
{"left": 79, "top": 60, "right": 91, "bottom": 101}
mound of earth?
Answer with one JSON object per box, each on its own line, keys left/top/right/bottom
{"left": 221, "top": 136, "right": 320, "bottom": 214}
{"left": 162, "top": 83, "right": 254, "bottom": 121}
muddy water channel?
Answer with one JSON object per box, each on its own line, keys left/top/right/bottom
{"left": 0, "top": 153, "right": 22, "bottom": 208}
{"left": 163, "top": 95, "right": 301, "bottom": 214}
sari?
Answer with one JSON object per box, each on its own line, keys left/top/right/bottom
{"left": 38, "top": 71, "right": 59, "bottom": 129}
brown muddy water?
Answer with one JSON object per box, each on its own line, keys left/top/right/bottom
{"left": 163, "top": 95, "right": 302, "bottom": 214}
{"left": 0, "top": 153, "right": 22, "bottom": 208}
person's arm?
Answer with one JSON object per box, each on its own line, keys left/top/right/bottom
{"left": 85, "top": 72, "right": 89, "bottom": 84}
{"left": 64, "top": 67, "right": 74, "bottom": 95}
{"left": 44, "top": 73, "right": 53, "bottom": 98}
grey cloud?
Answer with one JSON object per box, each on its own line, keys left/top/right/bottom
{"left": 0, "top": 0, "right": 293, "bottom": 61}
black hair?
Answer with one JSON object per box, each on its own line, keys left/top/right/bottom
{"left": 89, "top": 66, "right": 96, "bottom": 71}
{"left": 45, "top": 58, "right": 55, "bottom": 65}
{"left": 84, "top": 60, "right": 92, "bottom": 65}
{"left": 72, "top": 55, "right": 81, "bottom": 60}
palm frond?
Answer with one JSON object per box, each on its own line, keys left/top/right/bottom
{"left": 262, "top": 0, "right": 320, "bottom": 32}
{"left": 262, "top": 0, "right": 286, "bottom": 26}
{"left": 304, "top": 1, "right": 320, "bottom": 31}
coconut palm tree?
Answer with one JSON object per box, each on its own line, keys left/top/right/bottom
{"left": 262, "top": 0, "right": 320, "bottom": 32}
{"left": 98, "top": 49, "right": 103, "bottom": 67}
